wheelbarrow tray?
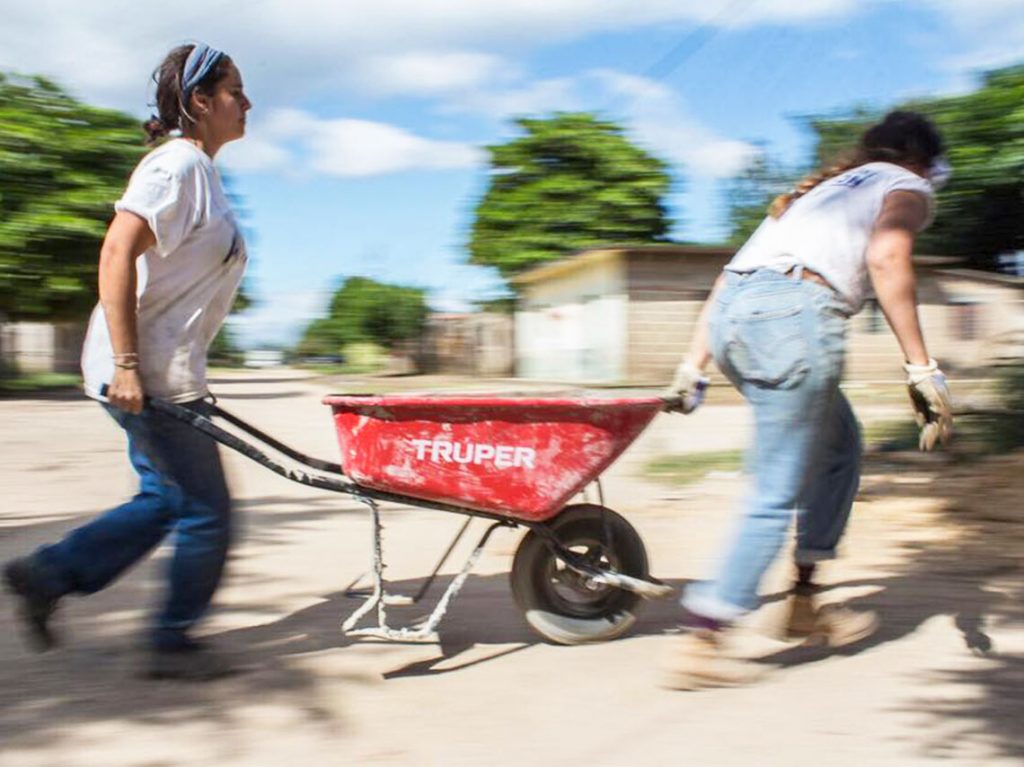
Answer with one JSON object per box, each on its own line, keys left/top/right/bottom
{"left": 323, "top": 394, "right": 664, "bottom": 522}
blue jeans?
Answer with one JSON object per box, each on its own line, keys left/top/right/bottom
{"left": 683, "top": 269, "right": 861, "bottom": 621}
{"left": 33, "top": 400, "right": 231, "bottom": 650}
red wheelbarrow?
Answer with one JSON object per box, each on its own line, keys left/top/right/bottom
{"left": 148, "top": 392, "right": 679, "bottom": 645}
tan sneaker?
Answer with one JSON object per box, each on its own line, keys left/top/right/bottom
{"left": 661, "top": 630, "right": 765, "bottom": 690}
{"left": 783, "top": 594, "right": 879, "bottom": 647}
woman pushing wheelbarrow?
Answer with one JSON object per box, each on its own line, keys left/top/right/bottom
{"left": 4, "top": 41, "right": 251, "bottom": 680}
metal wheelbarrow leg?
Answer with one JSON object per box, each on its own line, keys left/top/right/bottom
{"left": 341, "top": 496, "right": 510, "bottom": 642}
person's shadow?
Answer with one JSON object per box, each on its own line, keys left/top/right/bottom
{"left": 751, "top": 454, "right": 1024, "bottom": 760}
{"left": 211, "top": 571, "right": 691, "bottom": 679}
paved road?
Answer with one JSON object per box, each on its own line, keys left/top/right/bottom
{"left": 1, "top": 371, "right": 1021, "bottom": 766}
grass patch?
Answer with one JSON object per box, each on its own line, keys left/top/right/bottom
{"left": 293, "top": 342, "right": 393, "bottom": 376}
{"left": 864, "top": 413, "right": 1023, "bottom": 457}
{"left": 859, "top": 365, "right": 1023, "bottom": 456}
{"left": 0, "top": 372, "right": 80, "bottom": 394}
{"left": 645, "top": 449, "right": 744, "bottom": 487}
{"left": 862, "top": 418, "right": 921, "bottom": 452}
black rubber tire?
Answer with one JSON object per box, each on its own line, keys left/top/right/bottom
{"left": 511, "top": 504, "right": 649, "bottom": 645}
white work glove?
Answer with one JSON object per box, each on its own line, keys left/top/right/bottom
{"left": 664, "top": 360, "right": 710, "bottom": 414}
{"left": 904, "top": 359, "right": 953, "bottom": 451}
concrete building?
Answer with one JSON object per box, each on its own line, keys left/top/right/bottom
{"left": 418, "top": 312, "right": 514, "bottom": 377}
{"left": 0, "top": 321, "right": 86, "bottom": 375}
{"left": 512, "top": 244, "right": 1024, "bottom": 385}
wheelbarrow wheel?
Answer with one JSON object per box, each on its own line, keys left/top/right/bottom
{"left": 511, "top": 503, "right": 648, "bottom": 645}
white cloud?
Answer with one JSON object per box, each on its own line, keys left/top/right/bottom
{"left": 2, "top": 0, "right": 1019, "bottom": 117}
{"left": 3, "top": 0, "right": 1014, "bottom": 184}
{"left": 225, "top": 0, "right": 861, "bottom": 51}
{"left": 942, "top": 44, "right": 1024, "bottom": 79}
{"left": 2, "top": 0, "right": 1015, "bottom": 121}
{"left": 0, "top": 0, "right": 863, "bottom": 111}
{"left": 592, "top": 70, "right": 759, "bottom": 178}
{"left": 220, "top": 109, "right": 483, "bottom": 177}
{"left": 306, "top": 118, "right": 483, "bottom": 177}
{"left": 453, "top": 69, "right": 753, "bottom": 180}
{"left": 927, "top": 0, "right": 1024, "bottom": 29}
{"left": 218, "top": 136, "right": 293, "bottom": 173}
{"left": 441, "top": 77, "right": 583, "bottom": 119}
{"left": 352, "top": 51, "right": 510, "bottom": 96}
{"left": 435, "top": 67, "right": 758, "bottom": 178}
{"left": 923, "top": 0, "right": 1024, "bottom": 73}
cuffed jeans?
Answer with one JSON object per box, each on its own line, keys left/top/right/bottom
{"left": 33, "top": 400, "right": 231, "bottom": 650}
{"left": 683, "top": 269, "right": 861, "bottom": 622}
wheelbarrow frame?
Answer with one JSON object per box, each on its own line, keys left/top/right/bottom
{"left": 147, "top": 395, "right": 678, "bottom": 643}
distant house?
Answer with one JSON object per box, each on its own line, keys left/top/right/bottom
{"left": 243, "top": 349, "right": 285, "bottom": 368}
{"left": 418, "top": 312, "right": 514, "bottom": 377}
{"left": 0, "top": 321, "right": 86, "bottom": 375}
{"left": 512, "top": 244, "right": 1024, "bottom": 384}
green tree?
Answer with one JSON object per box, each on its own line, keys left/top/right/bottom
{"left": 208, "top": 325, "right": 244, "bottom": 365}
{"left": 796, "top": 64, "right": 1024, "bottom": 268}
{"left": 0, "top": 73, "right": 145, "bottom": 320}
{"left": 297, "top": 276, "right": 428, "bottom": 356}
{"left": 924, "top": 65, "right": 1024, "bottom": 265}
{"left": 469, "top": 112, "right": 673, "bottom": 278}
{"left": 724, "top": 149, "right": 796, "bottom": 245}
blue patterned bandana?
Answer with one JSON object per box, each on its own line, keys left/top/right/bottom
{"left": 182, "top": 43, "right": 225, "bottom": 102}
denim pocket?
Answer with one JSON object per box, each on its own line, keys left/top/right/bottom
{"left": 722, "top": 304, "right": 809, "bottom": 389}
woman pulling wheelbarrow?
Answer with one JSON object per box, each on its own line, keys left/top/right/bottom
{"left": 663, "top": 110, "right": 955, "bottom": 690}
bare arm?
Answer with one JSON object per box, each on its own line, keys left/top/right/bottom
{"left": 99, "top": 211, "right": 155, "bottom": 414}
{"left": 866, "top": 191, "right": 931, "bottom": 366}
{"left": 664, "top": 273, "right": 723, "bottom": 412}
{"left": 684, "top": 272, "right": 726, "bottom": 370}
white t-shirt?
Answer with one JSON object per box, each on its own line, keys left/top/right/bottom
{"left": 725, "top": 162, "right": 934, "bottom": 315}
{"left": 82, "top": 139, "right": 247, "bottom": 403}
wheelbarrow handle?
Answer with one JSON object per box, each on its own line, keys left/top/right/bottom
{"left": 659, "top": 394, "right": 686, "bottom": 412}
{"left": 94, "top": 388, "right": 582, "bottom": 522}
{"left": 659, "top": 374, "right": 709, "bottom": 413}
{"left": 99, "top": 384, "right": 352, "bottom": 486}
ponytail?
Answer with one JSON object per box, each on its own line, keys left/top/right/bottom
{"left": 143, "top": 43, "right": 233, "bottom": 146}
{"left": 143, "top": 114, "right": 171, "bottom": 145}
{"left": 768, "top": 158, "right": 859, "bottom": 218}
{"left": 768, "top": 110, "right": 944, "bottom": 219}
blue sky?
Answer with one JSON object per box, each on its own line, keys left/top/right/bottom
{"left": 1, "top": 1, "right": 1021, "bottom": 347}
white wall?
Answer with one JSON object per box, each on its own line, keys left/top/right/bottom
{"left": 516, "top": 256, "right": 627, "bottom": 382}
{"left": 0, "top": 322, "right": 86, "bottom": 374}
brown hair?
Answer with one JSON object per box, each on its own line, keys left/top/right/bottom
{"left": 143, "top": 44, "right": 234, "bottom": 145}
{"left": 769, "top": 110, "right": 945, "bottom": 218}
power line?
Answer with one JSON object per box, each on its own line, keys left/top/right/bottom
{"left": 602, "top": 0, "right": 760, "bottom": 114}
{"left": 643, "top": 0, "right": 759, "bottom": 82}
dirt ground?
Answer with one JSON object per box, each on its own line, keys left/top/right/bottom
{"left": 1, "top": 370, "right": 1021, "bottom": 767}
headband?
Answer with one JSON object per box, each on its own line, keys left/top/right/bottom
{"left": 182, "top": 43, "right": 225, "bottom": 102}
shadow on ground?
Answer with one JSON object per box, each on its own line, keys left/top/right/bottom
{"left": 2, "top": 450, "right": 1021, "bottom": 760}
{"left": 1, "top": 493, "right": 687, "bottom": 754}
{"left": 1, "top": 561, "right": 689, "bottom": 753}
{"left": 214, "top": 571, "right": 689, "bottom": 678}
{"left": 760, "top": 450, "right": 1024, "bottom": 760}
